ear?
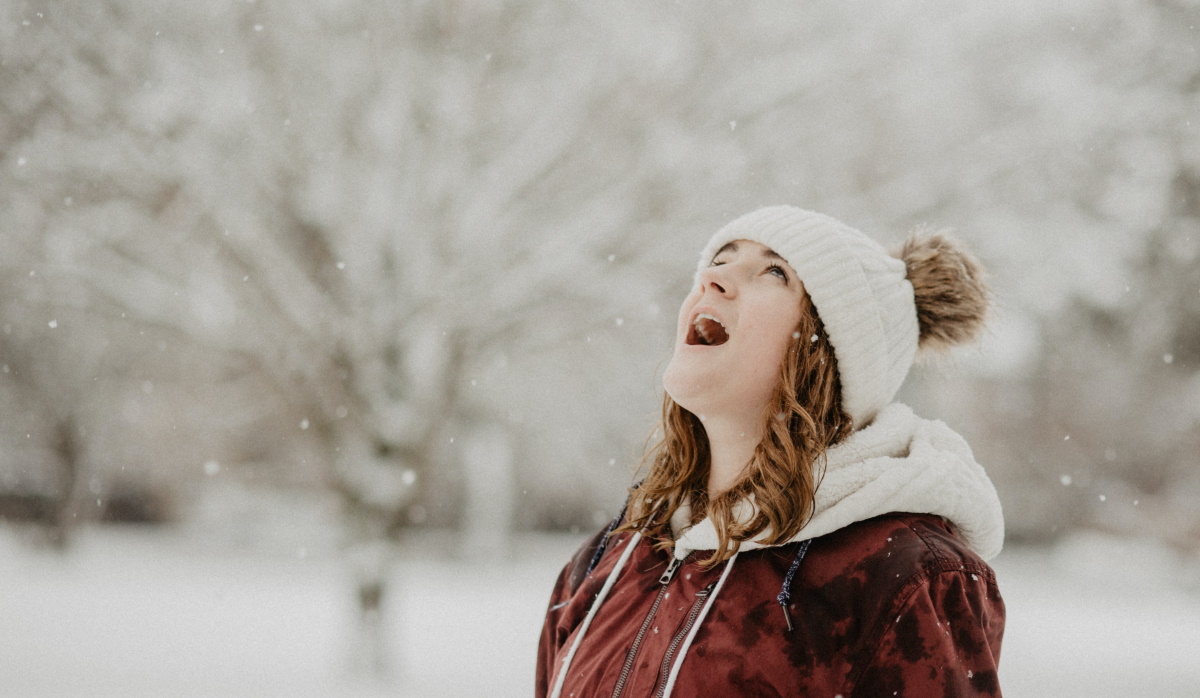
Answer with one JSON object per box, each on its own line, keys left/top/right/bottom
{"left": 896, "top": 229, "right": 989, "bottom": 353}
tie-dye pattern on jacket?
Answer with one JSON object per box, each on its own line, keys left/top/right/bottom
{"left": 537, "top": 513, "right": 1004, "bottom": 697}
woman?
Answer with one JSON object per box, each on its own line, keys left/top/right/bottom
{"left": 537, "top": 206, "right": 1005, "bottom": 697}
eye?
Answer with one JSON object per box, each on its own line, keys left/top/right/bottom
{"left": 709, "top": 257, "right": 728, "bottom": 267}
{"left": 766, "top": 264, "right": 788, "bottom": 282}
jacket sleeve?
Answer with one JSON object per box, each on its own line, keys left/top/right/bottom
{"left": 535, "top": 562, "right": 574, "bottom": 698}
{"left": 535, "top": 524, "right": 613, "bottom": 697}
{"left": 852, "top": 568, "right": 1006, "bottom": 697}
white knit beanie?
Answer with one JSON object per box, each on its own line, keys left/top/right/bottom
{"left": 696, "top": 206, "right": 919, "bottom": 428}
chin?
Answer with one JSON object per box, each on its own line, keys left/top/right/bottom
{"left": 661, "top": 362, "right": 688, "bottom": 406}
{"left": 662, "top": 362, "right": 708, "bottom": 415}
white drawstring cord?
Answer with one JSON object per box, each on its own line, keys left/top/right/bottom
{"left": 660, "top": 550, "right": 739, "bottom": 697}
{"left": 549, "top": 532, "right": 643, "bottom": 698}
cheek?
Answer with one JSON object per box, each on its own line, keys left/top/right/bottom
{"left": 744, "top": 310, "right": 801, "bottom": 358}
{"left": 741, "top": 310, "right": 801, "bottom": 380}
{"left": 750, "top": 334, "right": 792, "bottom": 385}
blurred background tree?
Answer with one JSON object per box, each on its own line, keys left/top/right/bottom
{"left": 1, "top": 0, "right": 1197, "bottom": 674}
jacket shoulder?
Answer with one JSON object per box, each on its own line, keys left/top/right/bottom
{"left": 560, "top": 501, "right": 635, "bottom": 595}
{"left": 810, "top": 513, "right": 996, "bottom": 588}
{"left": 808, "top": 514, "right": 1004, "bottom": 696}
{"left": 564, "top": 522, "right": 614, "bottom": 593}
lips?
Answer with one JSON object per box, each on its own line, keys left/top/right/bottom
{"left": 686, "top": 312, "right": 730, "bottom": 346}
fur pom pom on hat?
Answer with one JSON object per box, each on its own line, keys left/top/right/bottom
{"left": 696, "top": 206, "right": 988, "bottom": 428}
{"left": 898, "top": 231, "right": 989, "bottom": 353}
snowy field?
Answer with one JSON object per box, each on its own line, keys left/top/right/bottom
{"left": 2, "top": 525, "right": 1199, "bottom": 698}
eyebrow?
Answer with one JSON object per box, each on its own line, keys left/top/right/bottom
{"left": 713, "top": 241, "right": 785, "bottom": 262}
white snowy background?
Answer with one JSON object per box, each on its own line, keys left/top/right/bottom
{"left": 1, "top": 1, "right": 1198, "bottom": 696}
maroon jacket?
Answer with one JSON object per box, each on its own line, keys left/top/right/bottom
{"left": 537, "top": 513, "right": 1004, "bottom": 697}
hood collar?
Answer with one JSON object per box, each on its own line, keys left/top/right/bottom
{"left": 670, "top": 402, "right": 1005, "bottom": 561}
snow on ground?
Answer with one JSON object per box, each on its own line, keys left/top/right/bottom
{"left": 990, "top": 533, "right": 1200, "bottom": 698}
{"left": 1, "top": 525, "right": 1198, "bottom": 698}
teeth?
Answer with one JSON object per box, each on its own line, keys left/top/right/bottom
{"left": 695, "top": 314, "right": 719, "bottom": 341}
{"left": 692, "top": 313, "right": 728, "bottom": 345}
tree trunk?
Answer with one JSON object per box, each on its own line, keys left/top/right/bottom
{"left": 460, "top": 423, "right": 515, "bottom": 561}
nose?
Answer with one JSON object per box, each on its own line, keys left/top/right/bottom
{"left": 697, "top": 263, "right": 734, "bottom": 296}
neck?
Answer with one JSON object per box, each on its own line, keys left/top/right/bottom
{"left": 698, "top": 412, "right": 763, "bottom": 500}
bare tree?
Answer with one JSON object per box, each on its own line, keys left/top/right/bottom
{"left": 2, "top": 0, "right": 687, "bottom": 674}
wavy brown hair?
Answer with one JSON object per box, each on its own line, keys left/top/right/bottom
{"left": 617, "top": 290, "right": 853, "bottom": 566}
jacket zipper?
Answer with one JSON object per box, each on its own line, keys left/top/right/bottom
{"left": 610, "top": 555, "right": 683, "bottom": 698}
{"left": 652, "top": 581, "right": 716, "bottom": 698}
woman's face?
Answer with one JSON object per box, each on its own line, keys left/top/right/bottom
{"left": 663, "top": 239, "right": 806, "bottom": 420}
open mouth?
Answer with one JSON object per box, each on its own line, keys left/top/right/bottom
{"left": 686, "top": 313, "right": 730, "bottom": 346}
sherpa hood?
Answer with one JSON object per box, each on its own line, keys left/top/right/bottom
{"left": 669, "top": 402, "right": 1005, "bottom": 561}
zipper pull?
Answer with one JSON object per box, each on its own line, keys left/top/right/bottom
{"left": 696, "top": 581, "right": 716, "bottom": 598}
{"left": 659, "top": 556, "right": 682, "bottom": 585}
